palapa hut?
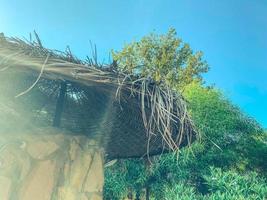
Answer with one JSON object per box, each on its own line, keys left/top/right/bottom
{"left": 0, "top": 33, "right": 196, "bottom": 200}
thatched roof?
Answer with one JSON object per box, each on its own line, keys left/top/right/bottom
{"left": 0, "top": 33, "right": 196, "bottom": 159}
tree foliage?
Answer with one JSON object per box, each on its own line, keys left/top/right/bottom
{"left": 112, "top": 28, "right": 208, "bottom": 89}
{"left": 183, "top": 82, "right": 266, "bottom": 172}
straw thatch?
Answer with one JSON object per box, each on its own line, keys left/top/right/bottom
{"left": 0, "top": 33, "right": 196, "bottom": 159}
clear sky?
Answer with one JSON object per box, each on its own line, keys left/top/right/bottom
{"left": 0, "top": 0, "right": 266, "bottom": 127}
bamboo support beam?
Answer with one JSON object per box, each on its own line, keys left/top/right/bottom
{"left": 53, "top": 82, "right": 67, "bottom": 127}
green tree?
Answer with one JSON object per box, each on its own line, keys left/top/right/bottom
{"left": 112, "top": 28, "right": 208, "bottom": 89}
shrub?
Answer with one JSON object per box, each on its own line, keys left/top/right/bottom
{"left": 203, "top": 167, "right": 267, "bottom": 200}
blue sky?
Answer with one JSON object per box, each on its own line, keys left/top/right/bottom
{"left": 0, "top": 0, "right": 266, "bottom": 127}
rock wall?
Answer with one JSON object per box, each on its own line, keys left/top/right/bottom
{"left": 0, "top": 128, "right": 104, "bottom": 200}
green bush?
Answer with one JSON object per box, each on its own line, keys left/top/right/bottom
{"left": 104, "top": 163, "right": 128, "bottom": 200}
{"left": 203, "top": 167, "right": 267, "bottom": 200}
{"left": 104, "top": 160, "right": 148, "bottom": 200}
{"left": 183, "top": 82, "right": 266, "bottom": 172}
{"left": 151, "top": 182, "right": 199, "bottom": 200}
{"left": 149, "top": 168, "right": 267, "bottom": 200}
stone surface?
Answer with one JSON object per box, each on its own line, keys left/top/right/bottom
{"left": 0, "top": 147, "right": 18, "bottom": 177}
{"left": 0, "top": 128, "right": 104, "bottom": 200}
{"left": 84, "top": 151, "right": 104, "bottom": 193}
{"left": 89, "top": 193, "right": 103, "bottom": 200}
{"left": 19, "top": 160, "right": 56, "bottom": 200}
{"left": 27, "top": 140, "right": 59, "bottom": 159}
{"left": 57, "top": 186, "right": 76, "bottom": 200}
{"left": 0, "top": 176, "right": 12, "bottom": 200}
